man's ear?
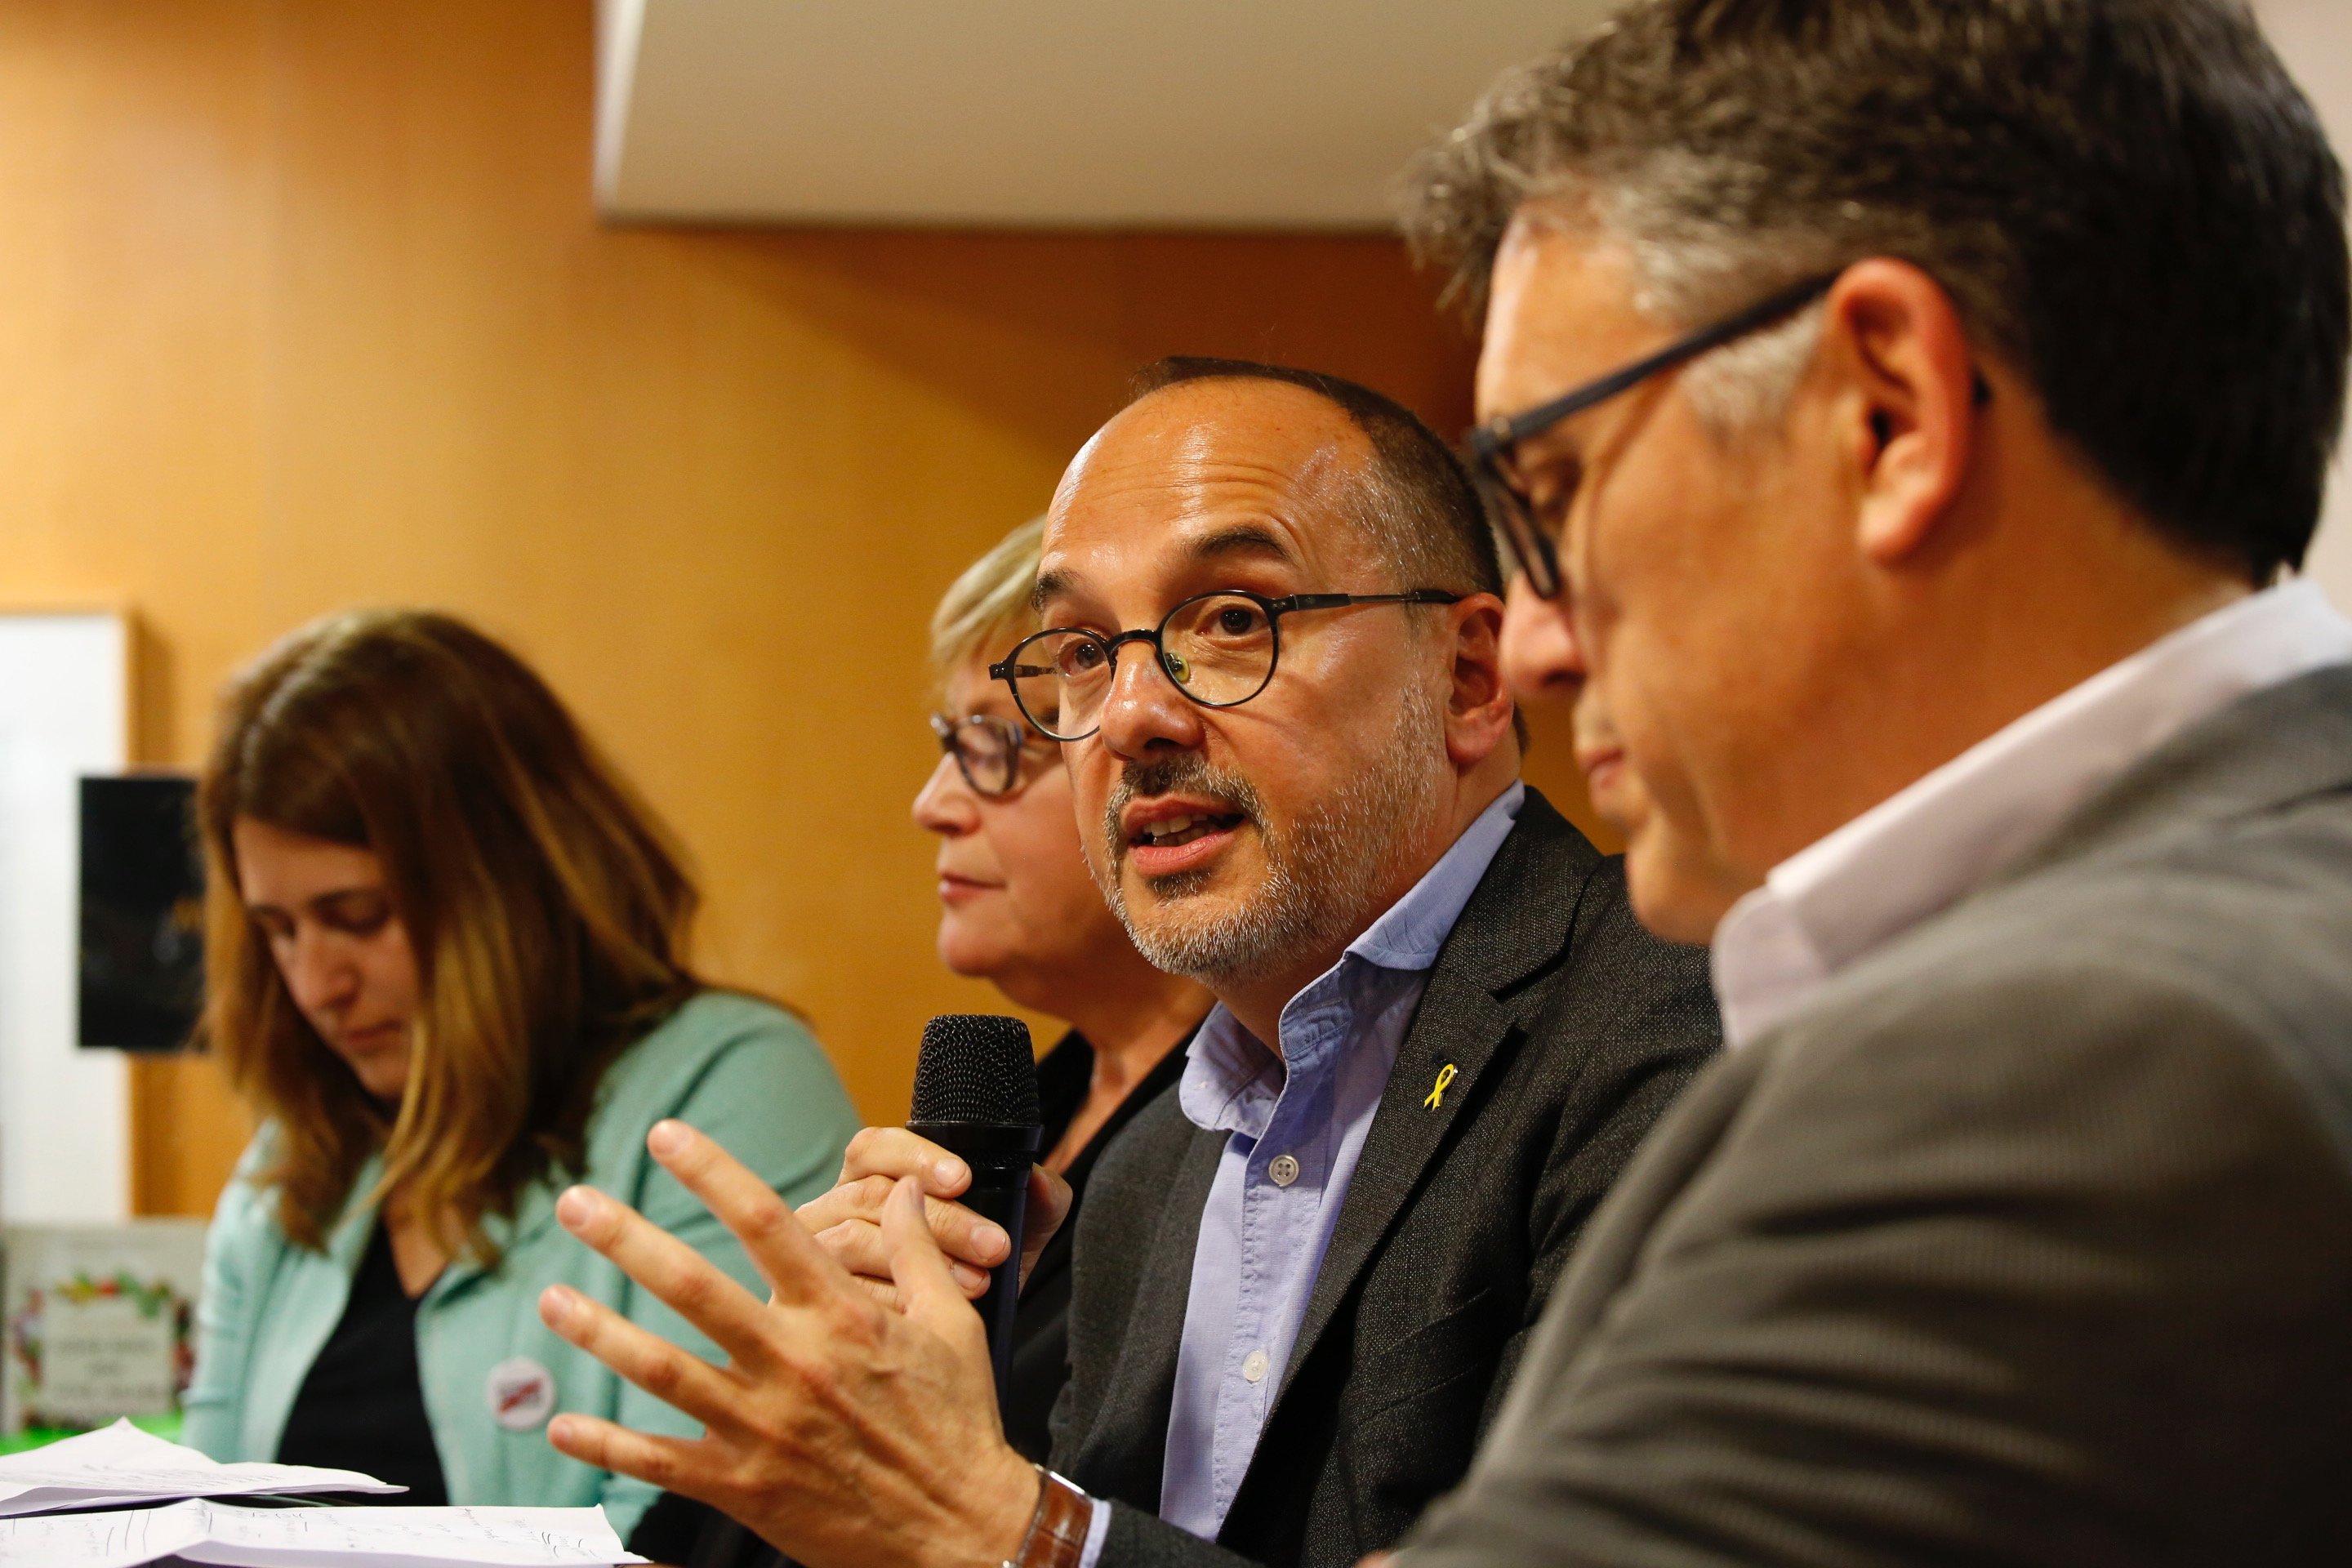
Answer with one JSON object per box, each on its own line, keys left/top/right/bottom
{"left": 1441, "top": 594, "right": 1517, "bottom": 769}
{"left": 1824, "top": 259, "right": 1980, "bottom": 565}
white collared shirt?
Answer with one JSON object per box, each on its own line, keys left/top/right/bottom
{"left": 1712, "top": 578, "right": 2352, "bottom": 1049}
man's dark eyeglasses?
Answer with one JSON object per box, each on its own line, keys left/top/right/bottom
{"left": 988, "top": 588, "right": 1462, "bottom": 743}
{"left": 1467, "top": 269, "right": 1995, "bottom": 600}
{"left": 929, "top": 712, "right": 1045, "bottom": 799}
{"left": 1467, "top": 272, "right": 1842, "bottom": 600}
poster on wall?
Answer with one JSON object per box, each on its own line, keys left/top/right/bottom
{"left": 1, "top": 1220, "right": 206, "bottom": 1436}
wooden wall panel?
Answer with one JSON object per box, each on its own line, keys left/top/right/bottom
{"left": 0, "top": 0, "right": 1612, "bottom": 1216}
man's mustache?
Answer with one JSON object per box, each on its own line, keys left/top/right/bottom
{"left": 1102, "top": 755, "right": 1264, "bottom": 865}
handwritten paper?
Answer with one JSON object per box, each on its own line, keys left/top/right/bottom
{"left": 0, "top": 1421, "right": 401, "bottom": 1518}
{"left": 0, "top": 1498, "right": 645, "bottom": 1566}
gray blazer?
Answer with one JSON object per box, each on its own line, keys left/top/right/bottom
{"left": 1053, "top": 789, "right": 1722, "bottom": 1568}
{"left": 1401, "top": 666, "right": 2352, "bottom": 1566}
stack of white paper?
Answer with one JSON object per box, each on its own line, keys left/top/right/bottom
{"left": 0, "top": 1422, "right": 401, "bottom": 1518}
{"left": 0, "top": 1498, "right": 646, "bottom": 1566}
{"left": 0, "top": 1423, "right": 646, "bottom": 1567}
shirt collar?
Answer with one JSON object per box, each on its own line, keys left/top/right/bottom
{"left": 1346, "top": 781, "right": 1525, "bottom": 973}
{"left": 1179, "top": 781, "right": 1526, "bottom": 1133}
{"left": 1712, "top": 579, "right": 2352, "bottom": 1049}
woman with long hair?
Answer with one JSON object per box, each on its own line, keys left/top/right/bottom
{"left": 182, "top": 608, "right": 857, "bottom": 1552}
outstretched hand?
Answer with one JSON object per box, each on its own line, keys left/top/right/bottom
{"left": 799, "top": 1126, "right": 1073, "bottom": 1310}
{"left": 537, "top": 1120, "right": 1039, "bottom": 1568}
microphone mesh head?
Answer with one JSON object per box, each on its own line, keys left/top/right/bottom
{"left": 911, "top": 1014, "right": 1040, "bottom": 1128}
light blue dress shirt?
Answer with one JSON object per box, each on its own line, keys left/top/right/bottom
{"left": 1071, "top": 782, "right": 1523, "bottom": 1561}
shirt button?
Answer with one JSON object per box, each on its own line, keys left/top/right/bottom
{"left": 1268, "top": 1154, "right": 1300, "bottom": 1187}
{"left": 1242, "top": 1348, "right": 1270, "bottom": 1383}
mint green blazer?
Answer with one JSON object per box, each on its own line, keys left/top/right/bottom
{"left": 184, "top": 991, "right": 858, "bottom": 1540}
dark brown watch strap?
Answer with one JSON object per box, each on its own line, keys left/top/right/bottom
{"left": 1005, "top": 1464, "right": 1094, "bottom": 1568}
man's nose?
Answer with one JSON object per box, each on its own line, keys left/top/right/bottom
{"left": 1499, "top": 573, "right": 1587, "bottom": 705}
{"left": 1094, "top": 640, "right": 1205, "bottom": 761}
{"left": 911, "top": 751, "right": 978, "bottom": 835}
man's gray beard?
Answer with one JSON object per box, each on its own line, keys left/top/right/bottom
{"left": 1094, "top": 682, "right": 1450, "bottom": 989}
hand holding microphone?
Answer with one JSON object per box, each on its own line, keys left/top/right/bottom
{"left": 906, "top": 1015, "right": 1042, "bottom": 1383}
{"left": 799, "top": 1017, "right": 1075, "bottom": 1336}
{"left": 538, "top": 1107, "right": 1045, "bottom": 1568}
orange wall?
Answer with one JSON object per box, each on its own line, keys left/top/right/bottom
{"left": 0, "top": 0, "right": 1612, "bottom": 1215}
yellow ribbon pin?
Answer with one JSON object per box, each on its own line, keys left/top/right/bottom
{"left": 1423, "top": 1062, "right": 1459, "bottom": 1110}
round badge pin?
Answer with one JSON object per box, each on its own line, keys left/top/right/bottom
{"left": 487, "top": 1356, "right": 557, "bottom": 1432}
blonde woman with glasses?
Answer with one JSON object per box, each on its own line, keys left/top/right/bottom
{"left": 913, "top": 518, "right": 1211, "bottom": 1459}
{"left": 181, "top": 608, "right": 857, "bottom": 1561}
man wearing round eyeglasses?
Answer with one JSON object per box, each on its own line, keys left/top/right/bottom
{"left": 1379, "top": 1, "right": 2352, "bottom": 1564}
{"left": 526, "top": 356, "right": 1722, "bottom": 1568}
{"left": 988, "top": 581, "right": 1468, "bottom": 987}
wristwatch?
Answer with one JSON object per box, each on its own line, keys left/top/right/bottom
{"left": 1004, "top": 1464, "right": 1094, "bottom": 1568}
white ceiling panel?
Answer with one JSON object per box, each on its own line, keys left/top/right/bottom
{"left": 595, "top": 0, "right": 1606, "bottom": 229}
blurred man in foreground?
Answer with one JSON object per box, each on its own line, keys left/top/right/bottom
{"left": 534, "top": 361, "right": 1719, "bottom": 1568}
{"left": 1388, "top": 0, "right": 2352, "bottom": 1561}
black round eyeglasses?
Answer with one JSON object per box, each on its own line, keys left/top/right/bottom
{"left": 987, "top": 587, "right": 1461, "bottom": 743}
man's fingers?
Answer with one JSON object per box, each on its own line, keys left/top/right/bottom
{"left": 843, "top": 1272, "right": 909, "bottom": 1310}
{"left": 538, "top": 1285, "right": 742, "bottom": 1426}
{"left": 1028, "top": 1165, "right": 1074, "bottom": 1232}
{"left": 800, "top": 1172, "right": 1000, "bottom": 1250}
{"left": 552, "top": 1184, "right": 777, "bottom": 1363}
{"left": 546, "top": 1411, "right": 710, "bottom": 1500}
{"left": 644, "top": 1120, "right": 849, "bottom": 1303}
{"left": 838, "top": 1125, "right": 972, "bottom": 1195}
{"left": 793, "top": 1172, "right": 884, "bottom": 1238}
{"left": 1019, "top": 1166, "right": 1074, "bottom": 1287}
{"left": 882, "top": 1176, "right": 991, "bottom": 1356}
{"left": 801, "top": 1175, "right": 1012, "bottom": 1267}
{"left": 923, "top": 1192, "right": 1011, "bottom": 1267}
{"left": 815, "top": 1217, "right": 991, "bottom": 1298}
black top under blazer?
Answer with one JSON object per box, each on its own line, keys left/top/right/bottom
{"left": 1049, "top": 787, "right": 1722, "bottom": 1568}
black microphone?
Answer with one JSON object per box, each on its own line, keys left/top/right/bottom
{"left": 906, "top": 1013, "right": 1042, "bottom": 1389}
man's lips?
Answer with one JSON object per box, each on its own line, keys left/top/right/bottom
{"left": 1120, "top": 796, "right": 1249, "bottom": 879}
{"left": 1127, "top": 821, "right": 1245, "bottom": 878}
{"left": 1120, "top": 795, "right": 1243, "bottom": 839}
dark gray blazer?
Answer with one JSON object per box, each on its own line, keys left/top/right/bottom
{"left": 1402, "top": 666, "right": 2352, "bottom": 1566}
{"left": 1049, "top": 788, "right": 1723, "bottom": 1568}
